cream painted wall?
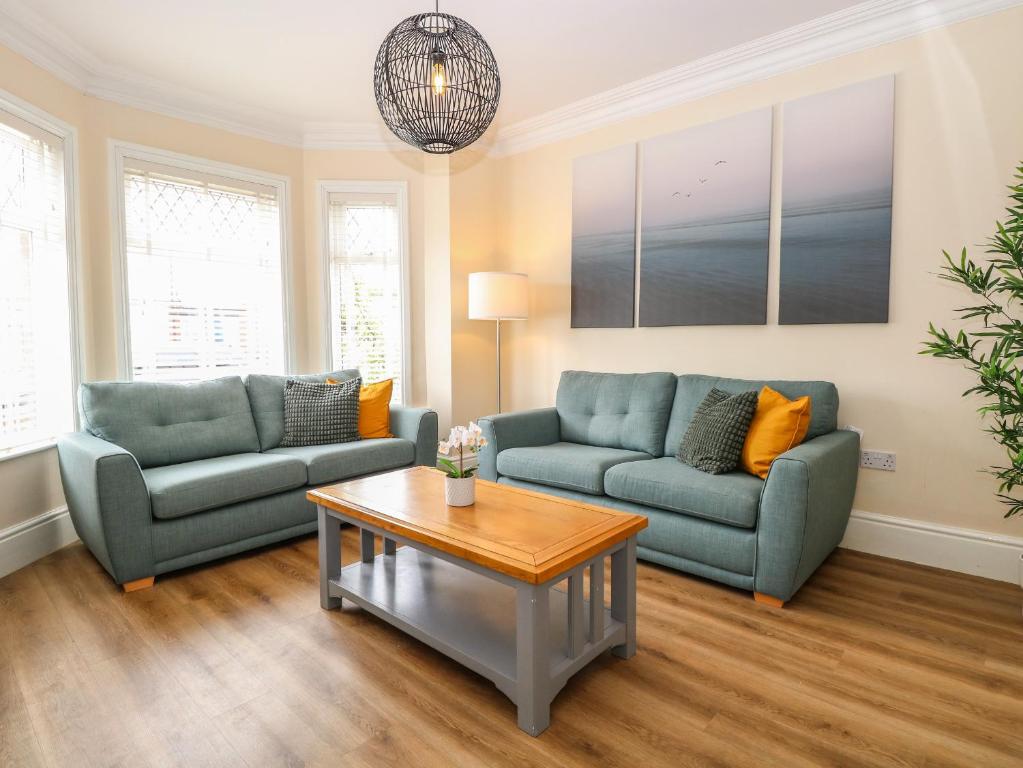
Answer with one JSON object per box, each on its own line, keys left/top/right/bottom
{"left": 0, "top": 42, "right": 436, "bottom": 532}
{"left": 450, "top": 149, "right": 505, "bottom": 428}
{"left": 492, "top": 7, "right": 1023, "bottom": 538}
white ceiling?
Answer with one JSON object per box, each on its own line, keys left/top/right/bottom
{"left": 5, "top": 0, "right": 860, "bottom": 127}
{"left": 1, "top": 0, "right": 1017, "bottom": 152}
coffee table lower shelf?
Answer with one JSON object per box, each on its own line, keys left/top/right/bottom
{"left": 326, "top": 546, "right": 627, "bottom": 735}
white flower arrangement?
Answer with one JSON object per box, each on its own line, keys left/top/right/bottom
{"left": 438, "top": 421, "right": 488, "bottom": 479}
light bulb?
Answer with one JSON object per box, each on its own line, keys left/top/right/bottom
{"left": 431, "top": 54, "right": 447, "bottom": 96}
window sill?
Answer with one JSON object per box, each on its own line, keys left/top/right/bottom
{"left": 0, "top": 439, "right": 59, "bottom": 464}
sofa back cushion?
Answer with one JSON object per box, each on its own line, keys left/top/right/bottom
{"left": 246, "top": 369, "right": 360, "bottom": 450}
{"left": 79, "top": 376, "right": 260, "bottom": 469}
{"left": 664, "top": 374, "right": 838, "bottom": 456}
{"left": 556, "top": 371, "right": 677, "bottom": 456}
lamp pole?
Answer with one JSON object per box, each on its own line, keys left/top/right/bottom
{"left": 496, "top": 318, "right": 502, "bottom": 413}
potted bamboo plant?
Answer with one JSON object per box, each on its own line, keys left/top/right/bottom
{"left": 923, "top": 165, "right": 1023, "bottom": 532}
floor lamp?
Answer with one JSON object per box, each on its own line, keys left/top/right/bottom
{"left": 468, "top": 272, "right": 528, "bottom": 413}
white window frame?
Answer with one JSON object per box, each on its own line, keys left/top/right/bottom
{"left": 317, "top": 180, "right": 411, "bottom": 404}
{"left": 0, "top": 87, "right": 84, "bottom": 461}
{"left": 109, "top": 141, "right": 296, "bottom": 380}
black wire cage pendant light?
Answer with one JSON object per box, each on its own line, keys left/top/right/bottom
{"left": 373, "top": 2, "right": 500, "bottom": 154}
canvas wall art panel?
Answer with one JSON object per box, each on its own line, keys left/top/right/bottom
{"left": 571, "top": 143, "right": 637, "bottom": 328}
{"left": 639, "top": 107, "right": 772, "bottom": 326}
{"left": 779, "top": 75, "right": 895, "bottom": 324}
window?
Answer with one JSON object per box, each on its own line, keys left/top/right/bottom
{"left": 115, "top": 147, "right": 290, "bottom": 382}
{"left": 0, "top": 103, "right": 77, "bottom": 454}
{"left": 323, "top": 182, "right": 409, "bottom": 403}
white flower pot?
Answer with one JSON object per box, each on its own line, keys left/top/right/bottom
{"left": 445, "top": 475, "right": 476, "bottom": 507}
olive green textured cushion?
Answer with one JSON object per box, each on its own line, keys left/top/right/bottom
{"left": 246, "top": 369, "right": 360, "bottom": 450}
{"left": 677, "top": 388, "right": 758, "bottom": 474}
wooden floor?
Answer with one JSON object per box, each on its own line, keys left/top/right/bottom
{"left": 2, "top": 533, "right": 1021, "bottom": 768}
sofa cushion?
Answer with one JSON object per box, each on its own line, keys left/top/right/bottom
{"left": 556, "top": 371, "right": 677, "bottom": 456}
{"left": 496, "top": 441, "right": 650, "bottom": 495}
{"left": 677, "top": 388, "right": 759, "bottom": 474}
{"left": 246, "top": 369, "right": 360, "bottom": 451}
{"left": 604, "top": 457, "right": 764, "bottom": 528}
{"left": 80, "top": 377, "right": 260, "bottom": 469}
{"left": 268, "top": 438, "right": 415, "bottom": 486}
{"left": 664, "top": 375, "right": 838, "bottom": 456}
{"left": 280, "top": 378, "right": 361, "bottom": 448}
{"left": 144, "top": 453, "right": 308, "bottom": 520}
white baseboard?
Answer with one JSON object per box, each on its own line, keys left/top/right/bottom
{"left": 0, "top": 506, "right": 79, "bottom": 580}
{"left": 841, "top": 509, "right": 1023, "bottom": 585}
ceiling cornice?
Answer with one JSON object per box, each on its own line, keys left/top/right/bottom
{"left": 0, "top": 0, "right": 1019, "bottom": 156}
{"left": 488, "top": 0, "right": 1023, "bottom": 156}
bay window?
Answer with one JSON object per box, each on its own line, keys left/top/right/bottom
{"left": 0, "top": 101, "right": 78, "bottom": 454}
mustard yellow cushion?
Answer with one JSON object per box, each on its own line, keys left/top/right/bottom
{"left": 325, "top": 377, "right": 393, "bottom": 438}
{"left": 741, "top": 386, "right": 812, "bottom": 479}
{"left": 358, "top": 378, "right": 393, "bottom": 438}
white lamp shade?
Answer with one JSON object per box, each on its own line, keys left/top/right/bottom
{"left": 468, "top": 272, "right": 528, "bottom": 320}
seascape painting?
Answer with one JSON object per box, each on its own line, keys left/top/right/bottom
{"left": 639, "top": 108, "right": 772, "bottom": 326}
{"left": 779, "top": 76, "right": 895, "bottom": 324}
{"left": 571, "top": 143, "right": 637, "bottom": 328}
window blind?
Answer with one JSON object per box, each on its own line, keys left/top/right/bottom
{"left": 122, "top": 159, "right": 286, "bottom": 382}
{"left": 0, "top": 109, "right": 74, "bottom": 452}
{"left": 327, "top": 192, "right": 405, "bottom": 402}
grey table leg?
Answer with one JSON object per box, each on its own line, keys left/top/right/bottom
{"left": 383, "top": 537, "right": 397, "bottom": 556}
{"left": 567, "top": 570, "right": 585, "bottom": 658}
{"left": 317, "top": 506, "right": 342, "bottom": 610}
{"left": 589, "top": 559, "right": 605, "bottom": 643}
{"left": 611, "top": 537, "right": 637, "bottom": 659}
{"left": 360, "top": 528, "right": 375, "bottom": 563}
{"left": 515, "top": 583, "right": 551, "bottom": 737}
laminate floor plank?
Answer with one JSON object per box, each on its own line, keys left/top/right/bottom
{"left": 2, "top": 533, "right": 1020, "bottom": 767}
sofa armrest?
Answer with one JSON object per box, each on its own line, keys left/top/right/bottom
{"left": 389, "top": 406, "right": 439, "bottom": 467}
{"left": 477, "top": 407, "right": 560, "bottom": 482}
{"left": 755, "top": 430, "right": 860, "bottom": 602}
{"left": 56, "top": 432, "right": 154, "bottom": 584}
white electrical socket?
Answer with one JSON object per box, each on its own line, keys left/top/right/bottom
{"left": 860, "top": 450, "right": 896, "bottom": 471}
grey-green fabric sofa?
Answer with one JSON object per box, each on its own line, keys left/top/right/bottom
{"left": 478, "top": 371, "right": 859, "bottom": 605}
{"left": 57, "top": 369, "right": 438, "bottom": 589}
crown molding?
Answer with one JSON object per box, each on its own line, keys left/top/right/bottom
{"left": 302, "top": 122, "right": 410, "bottom": 152}
{"left": 0, "top": 3, "right": 405, "bottom": 151}
{"left": 488, "top": 0, "right": 1023, "bottom": 156}
{"left": 1, "top": 0, "right": 1020, "bottom": 157}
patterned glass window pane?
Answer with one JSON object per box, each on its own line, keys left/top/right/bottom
{"left": 328, "top": 192, "right": 405, "bottom": 402}
{"left": 123, "top": 160, "right": 286, "bottom": 382}
{"left": 0, "top": 110, "right": 74, "bottom": 453}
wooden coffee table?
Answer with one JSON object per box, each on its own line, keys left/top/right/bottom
{"left": 308, "top": 466, "right": 648, "bottom": 736}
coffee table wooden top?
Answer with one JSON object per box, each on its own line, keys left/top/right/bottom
{"left": 308, "top": 466, "right": 648, "bottom": 584}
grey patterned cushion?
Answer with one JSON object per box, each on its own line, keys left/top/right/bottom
{"left": 279, "top": 378, "right": 361, "bottom": 448}
{"left": 677, "top": 388, "right": 758, "bottom": 474}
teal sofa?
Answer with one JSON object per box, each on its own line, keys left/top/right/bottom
{"left": 478, "top": 371, "right": 859, "bottom": 605}
{"left": 57, "top": 370, "right": 438, "bottom": 590}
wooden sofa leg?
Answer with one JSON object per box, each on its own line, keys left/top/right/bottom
{"left": 754, "top": 591, "right": 785, "bottom": 608}
{"left": 122, "top": 576, "right": 155, "bottom": 593}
